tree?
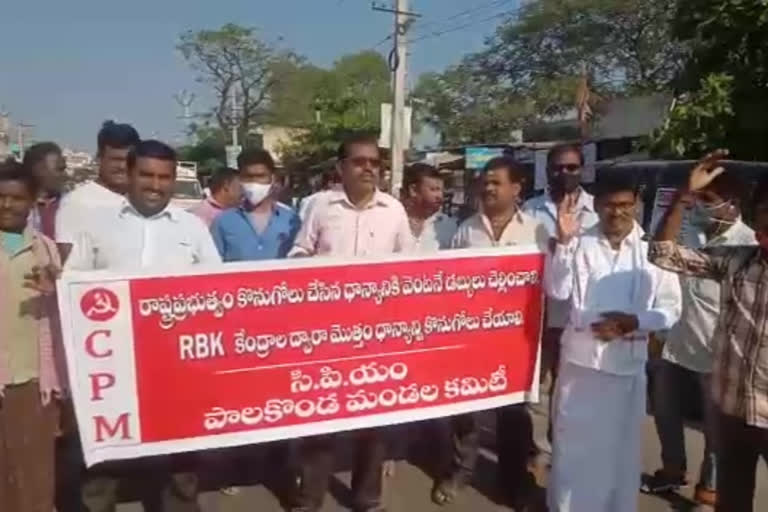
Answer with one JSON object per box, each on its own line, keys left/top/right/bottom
{"left": 278, "top": 52, "right": 391, "bottom": 167}
{"left": 177, "top": 24, "right": 299, "bottom": 144}
{"left": 668, "top": 0, "right": 768, "bottom": 159}
{"left": 413, "top": 0, "right": 684, "bottom": 145}
{"left": 651, "top": 73, "right": 734, "bottom": 158}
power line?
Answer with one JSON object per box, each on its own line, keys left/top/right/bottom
{"left": 409, "top": 7, "right": 519, "bottom": 45}
{"left": 410, "top": 0, "right": 514, "bottom": 36}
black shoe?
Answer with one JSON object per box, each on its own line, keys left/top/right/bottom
{"left": 640, "top": 470, "right": 689, "bottom": 494}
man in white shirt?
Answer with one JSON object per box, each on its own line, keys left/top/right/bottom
{"left": 56, "top": 121, "right": 140, "bottom": 260}
{"left": 288, "top": 135, "right": 413, "bottom": 512}
{"left": 297, "top": 169, "right": 342, "bottom": 222}
{"left": 642, "top": 172, "right": 755, "bottom": 506}
{"left": 66, "top": 140, "right": 220, "bottom": 512}
{"left": 545, "top": 174, "right": 682, "bottom": 512}
{"left": 523, "top": 144, "right": 598, "bottom": 425}
{"left": 402, "top": 163, "right": 457, "bottom": 251}
{"left": 432, "top": 157, "right": 548, "bottom": 510}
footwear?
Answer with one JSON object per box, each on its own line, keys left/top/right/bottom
{"left": 219, "top": 486, "right": 241, "bottom": 496}
{"left": 431, "top": 477, "right": 464, "bottom": 506}
{"left": 640, "top": 470, "right": 689, "bottom": 494}
{"left": 694, "top": 485, "right": 717, "bottom": 507}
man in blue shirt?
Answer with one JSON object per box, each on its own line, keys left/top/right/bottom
{"left": 211, "top": 149, "right": 300, "bottom": 261}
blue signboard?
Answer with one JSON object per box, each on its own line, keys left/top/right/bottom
{"left": 465, "top": 147, "right": 504, "bottom": 170}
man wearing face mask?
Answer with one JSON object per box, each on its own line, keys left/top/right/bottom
{"left": 642, "top": 170, "right": 754, "bottom": 505}
{"left": 650, "top": 151, "right": 768, "bottom": 512}
{"left": 210, "top": 149, "right": 300, "bottom": 262}
{"left": 523, "top": 144, "right": 598, "bottom": 448}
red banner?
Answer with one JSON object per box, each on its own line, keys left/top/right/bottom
{"left": 58, "top": 248, "right": 544, "bottom": 466}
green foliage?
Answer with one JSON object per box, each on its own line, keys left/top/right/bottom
{"left": 177, "top": 125, "right": 227, "bottom": 177}
{"left": 669, "top": 0, "right": 768, "bottom": 159}
{"left": 277, "top": 52, "right": 391, "bottom": 169}
{"left": 177, "top": 23, "right": 299, "bottom": 140}
{"left": 413, "top": 0, "right": 683, "bottom": 146}
{"left": 651, "top": 73, "right": 734, "bottom": 158}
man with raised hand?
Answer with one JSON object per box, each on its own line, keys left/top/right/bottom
{"left": 649, "top": 151, "right": 768, "bottom": 512}
{"left": 546, "top": 174, "right": 681, "bottom": 512}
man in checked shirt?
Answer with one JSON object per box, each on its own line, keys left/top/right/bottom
{"left": 650, "top": 150, "right": 768, "bottom": 512}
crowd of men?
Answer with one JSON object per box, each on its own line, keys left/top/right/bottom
{"left": 1, "top": 119, "right": 768, "bottom": 512}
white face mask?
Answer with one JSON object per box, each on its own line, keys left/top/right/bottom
{"left": 242, "top": 182, "right": 272, "bottom": 206}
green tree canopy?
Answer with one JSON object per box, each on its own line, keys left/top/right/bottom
{"left": 413, "top": 0, "right": 683, "bottom": 146}
{"left": 664, "top": 0, "right": 768, "bottom": 159}
{"left": 177, "top": 23, "right": 299, "bottom": 142}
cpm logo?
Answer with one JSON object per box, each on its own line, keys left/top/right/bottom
{"left": 80, "top": 288, "right": 120, "bottom": 322}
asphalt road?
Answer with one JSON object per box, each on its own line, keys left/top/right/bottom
{"left": 117, "top": 401, "right": 768, "bottom": 512}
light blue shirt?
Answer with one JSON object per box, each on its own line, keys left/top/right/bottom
{"left": 662, "top": 219, "right": 756, "bottom": 373}
{"left": 523, "top": 188, "right": 599, "bottom": 329}
{"left": 211, "top": 203, "right": 301, "bottom": 261}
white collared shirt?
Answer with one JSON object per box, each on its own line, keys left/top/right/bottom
{"left": 523, "top": 188, "right": 599, "bottom": 329}
{"left": 662, "top": 219, "right": 756, "bottom": 373}
{"left": 289, "top": 189, "right": 415, "bottom": 257}
{"left": 545, "top": 224, "right": 681, "bottom": 375}
{"left": 65, "top": 200, "right": 221, "bottom": 271}
{"left": 411, "top": 212, "right": 458, "bottom": 252}
{"left": 56, "top": 181, "right": 125, "bottom": 244}
{"left": 451, "top": 210, "right": 548, "bottom": 250}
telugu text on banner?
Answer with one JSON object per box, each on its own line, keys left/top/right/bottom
{"left": 57, "top": 247, "right": 544, "bottom": 467}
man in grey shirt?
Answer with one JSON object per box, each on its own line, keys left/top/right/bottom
{"left": 643, "top": 171, "right": 755, "bottom": 506}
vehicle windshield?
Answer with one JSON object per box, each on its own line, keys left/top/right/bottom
{"left": 173, "top": 180, "right": 203, "bottom": 199}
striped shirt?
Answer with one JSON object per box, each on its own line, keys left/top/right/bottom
{"left": 649, "top": 240, "right": 768, "bottom": 427}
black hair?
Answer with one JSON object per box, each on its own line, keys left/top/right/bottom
{"left": 127, "top": 140, "right": 177, "bottom": 169}
{"left": 237, "top": 148, "right": 275, "bottom": 172}
{"left": 547, "top": 143, "right": 585, "bottom": 167}
{"left": 705, "top": 171, "right": 745, "bottom": 203}
{"left": 593, "top": 173, "right": 639, "bottom": 199}
{"left": 22, "top": 142, "right": 62, "bottom": 169}
{"left": 336, "top": 133, "right": 380, "bottom": 161}
{"left": 404, "top": 163, "right": 442, "bottom": 191}
{"left": 753, "top": 173, "right": 768, "bottom": 208}
{"left": 483, "top": 156, "right": 526, "bottom": 184}
{"left": 320, "top": 168, "right": 341, "bottom": 188}
{"left": 0, "top": 159, "right": 38, "bottom": 196}
{"left": 97, "top": 120, "right": 140, "bottom": 154}
{"left": 208, "top": 167, "right": 239, "bottom": 194}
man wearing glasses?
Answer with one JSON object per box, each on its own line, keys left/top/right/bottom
{"left": 288, "top": 134, "right": 414, "bottom": 512}
{"left": 522, "top": 144, "right": 599, "bottom": 446}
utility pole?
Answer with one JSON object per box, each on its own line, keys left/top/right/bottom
{"left": 225, "top": 85, "right": 242, "bottom": 168}
{"left": 17, "top": 122, "right": 35, "bottom": 161}
{"left": 230, "top": 86, "right": 239, "bottom": 147}
{"left": 373, "top": 1, "right": 420, "bottom": 196}
{"left": 173, "top": 89, "right": 196, "bottom": 145}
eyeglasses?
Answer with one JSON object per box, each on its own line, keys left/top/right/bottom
{"left": 345, "top": 156, "right": 382, "bottom": 169}
{"left": 550, "top": 164, "right": 581, "bottom": 173}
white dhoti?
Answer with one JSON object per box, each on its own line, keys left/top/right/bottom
{"left": 548, "top": 362, "right": 646, "bottom": 512}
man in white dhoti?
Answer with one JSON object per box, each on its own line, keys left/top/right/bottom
{"left": 545, "top": 174, "right": 682, "bottom": 512}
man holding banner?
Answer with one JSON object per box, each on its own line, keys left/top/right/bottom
{"left": 433, "top": 156, "right": 548, "bottom": 509}
{"left": 66, "top": 140, "right": 220, "bottom": 512}
{"left": 288, "top": 134, "right": 414, "bottom": 512}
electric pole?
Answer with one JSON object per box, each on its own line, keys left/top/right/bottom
{"left": 373, "top": 1, "right": 420, "bottom": 196}
{"left": 17, "top": 122, "right": 35, "bottom": 161}
{"left": 173, "top": 89, "right": 196, "bottom": 145}
{"left": 230, "top": 86, "right": 239, "bottom": 147}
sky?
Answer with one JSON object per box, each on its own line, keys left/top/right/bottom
{"left": 0, "top": 0, "right": 516, "bottom": 151}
